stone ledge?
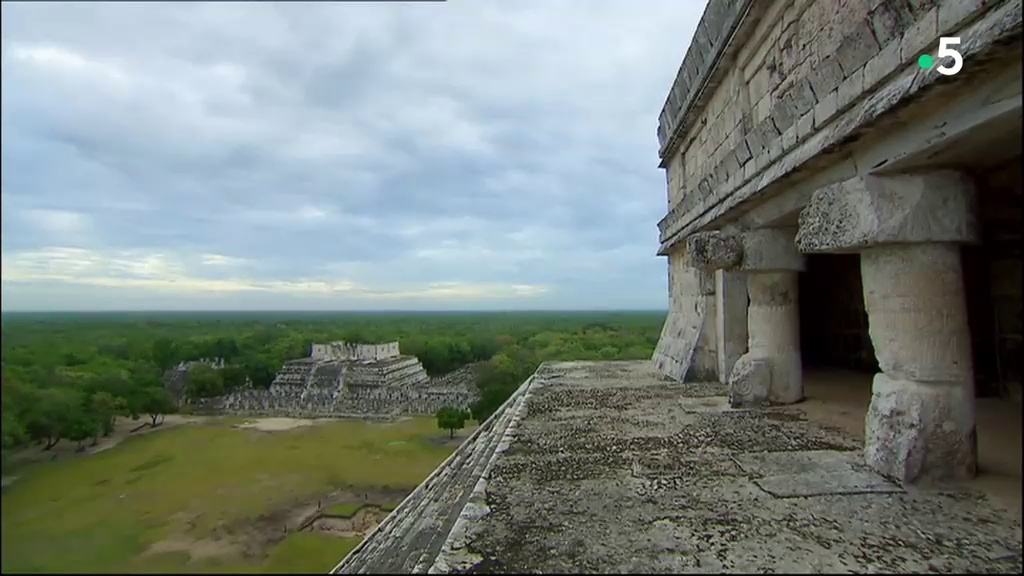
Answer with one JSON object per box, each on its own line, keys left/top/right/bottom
{"left": 379, "top": 361, "right": 1022, "bottom": 574}
{"left": 330, "top": 372, "right": 537, "bottom": 574}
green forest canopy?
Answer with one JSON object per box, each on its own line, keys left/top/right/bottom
{"left": 1, "top": 311, "right": 664, "bottom": 463}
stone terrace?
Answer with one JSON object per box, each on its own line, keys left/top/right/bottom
{"left": 335, "top": 361, "right": 1022, "bottom": 574}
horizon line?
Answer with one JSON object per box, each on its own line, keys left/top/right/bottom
{"left": 1, "top": 308, "right": 669, "bottom": 314}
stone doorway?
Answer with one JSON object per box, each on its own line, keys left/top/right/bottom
{"left": 798, "top": 253, "right": 877, "bottom": 374}
{"left": 965, "top": 156, "right": 1022, "bottom": 403}
{"left": 796, "top": 253, "right": 877, "bottom": 440}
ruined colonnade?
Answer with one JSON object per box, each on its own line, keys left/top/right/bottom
{"left": 662, "top": 170, "right": 979, "bottom": 485}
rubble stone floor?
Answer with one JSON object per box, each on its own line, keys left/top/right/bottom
{"left": 459, "top": 361, "right": 1023, "bottom": 574}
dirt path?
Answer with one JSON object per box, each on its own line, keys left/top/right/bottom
{"left": 5, "top": 414, "right": 206, "bottom": 473}
{"left": 234, "top": 417, "right": 324, "bottom": 432}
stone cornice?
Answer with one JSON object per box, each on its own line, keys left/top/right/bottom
{"left": 656, "top": 0, "right": 756, "bottom": 167}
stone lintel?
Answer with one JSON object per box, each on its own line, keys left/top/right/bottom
{"left": 683, "top": 229, "right": 804, "bottom": 272}
{"left": 683, "top": 232, "right": 744, "bottom": 270}
{"left": 739, "top": 229, "right": 805, "bottom": 272}
{"left": 796, "top": 171, "right": 978, "bottom": 254}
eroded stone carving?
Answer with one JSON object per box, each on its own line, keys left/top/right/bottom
{"left": 683, "top": 232, "right": 743, "bottom": 270}
{"left": 796, "top": 172, "right": 978, "bottom": 253}
{"left": 864, "top": 374, "right": 977, "bottom": 484}
{"left": 728, "top": 354, "right": 769, "bottom": 407}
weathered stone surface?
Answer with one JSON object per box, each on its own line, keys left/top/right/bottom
{"left": 728, "top": 354, "right": 770, "bottom": 407}
{"left": 343, "top": 362, "right": 1023, "bottom": 574}
{"left": 715, "top": 270, "right": 748, "bottom": 386}
{"left": 745, "top": 271, "right": 803, "bottom": 405}
{"left": 654, "top": 254, "right": 718, "bottom": 382}
{"left": 658, "top": 0, "right": 1020, "bottom": 250}
{"left": 658, "top": 0, "right": 754, "bottom": 153}
{"left": 796, "top": 171, "right": 978, "bottom": 253}
{"left": 864, "top": 374, "right": 977, "bottom": 484}
{"left": 807, "top": 55, "right": 845, "bottom": 98}
{"left": 683, "top": 231, "right": 743, "bottom": 269}
{"left": 869, "top": 1, "right": 917, "bottom": 46}
{"left": 835, "top": 19, "right": 882, "bottom": 73}
{"left": 735, "top": 450, "right": 904, "bottom": 497}
{"left": 739, "top": 228, "right": 806, "bottom": 272}
{"left": 858, "top": 242, "right": 978, "bottom": 484}
{"left": 861, "top": 243, "right": 974, "bottom": 383}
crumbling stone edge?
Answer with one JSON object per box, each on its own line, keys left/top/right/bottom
{"left": 328, "top": 369, "right": 540, "bottom": 574}
{"left": 425, "top": 372, "right": 539, "bottom": 574}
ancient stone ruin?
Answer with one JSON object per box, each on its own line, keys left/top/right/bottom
{"left": 334, "top": 1, "right": 1022, "bottom": 573}
{"left": 648, "top": 0, "right": 1022, "bottom": 486}
{"left": 167, "top": 342, "right": 479, "bottom": 418}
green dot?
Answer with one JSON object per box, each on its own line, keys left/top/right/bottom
{"left": 917, "top": 54, "right": 934, "bottom": 69}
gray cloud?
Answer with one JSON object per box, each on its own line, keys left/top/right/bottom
{"left": 1, "top": 0, "right": 704, "bottom": 311}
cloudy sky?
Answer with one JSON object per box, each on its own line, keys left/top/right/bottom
{"left": 1, "top": 0, "right": 704, "bottom": 311}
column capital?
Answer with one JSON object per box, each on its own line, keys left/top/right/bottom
{"left": 683, "top": 228, "right": 804, "bottom": 272}
{"left": 683, "top": 232, "right": 743, "bottom": 270}
{"left": 796, "top": 170, "right": 978, "bottom": 254}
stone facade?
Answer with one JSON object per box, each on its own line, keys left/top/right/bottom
{"left": 182, "top": 343, "right": 480, "bottom": 418}
{"left": 652, "top": 0, "right": 1022, "bottom": 485}
{"left": 311, "top": 341, "right": 401, "bottom": 362}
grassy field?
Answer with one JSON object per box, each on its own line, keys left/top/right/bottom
{"left": 1, "top": 416, "right": 470, "bottom": 573}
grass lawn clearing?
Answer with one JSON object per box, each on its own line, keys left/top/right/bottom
{"left": 1, "top": 415, "right": 473, "bottom": 573}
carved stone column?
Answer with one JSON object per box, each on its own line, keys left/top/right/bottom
{"left": 684, "top": 228, "right": 805, "bottom": 406}
{"left": 797, "top": 170, "right": 978, "bottom": 484}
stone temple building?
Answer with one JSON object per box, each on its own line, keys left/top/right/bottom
{"left": 183, "top": 342, "right": 479, "bottom": 418}
{"left": 649, "top": 0, "right": 1022, "bottom": 486}
{"left": 333, "top": 1, "right": 1022, "bottom": 573}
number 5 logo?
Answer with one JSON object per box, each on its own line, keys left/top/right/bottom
{"left": 937, "top": 37, "right": 963, "bottom": 76}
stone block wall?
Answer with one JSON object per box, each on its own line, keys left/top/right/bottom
{"left": 311, "top": 341, "right": 401, "bottom": 362}
{"left": 658, "top": 0, "right": 1007, "bottom": 250}
{"left": 187, "top": 358, "right": 481, "bottom": 419}
{"left": 346, "top": 356, "right": 429, "bottom": 388}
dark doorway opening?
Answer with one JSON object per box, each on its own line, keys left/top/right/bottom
{"left": 965, "top": 157, "right": 1022, "bottom": 401}
{"left": 799, "top": 253, "right": 878, "bottom": 373}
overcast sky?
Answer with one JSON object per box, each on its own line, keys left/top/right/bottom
{"left": 1, "top": 1, "right": 705, "bottom": 312}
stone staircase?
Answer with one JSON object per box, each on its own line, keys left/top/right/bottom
{"left": 331, "top": 375, "right": 536, "bottom": 574}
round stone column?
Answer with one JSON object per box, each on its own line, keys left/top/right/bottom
{"left": 861, "top": 243, "right": 976, "bottom": 484}
{"left": 746, "top": 271, "right": 802, "bottom": 404}
{"left": 725, "top": 228, "right": 805, "bottom": 407}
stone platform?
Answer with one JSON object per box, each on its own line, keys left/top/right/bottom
{"left": 334, "top": 361, "right": 1023, "bottom": 574}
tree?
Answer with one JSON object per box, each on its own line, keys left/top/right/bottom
{"left": 63, "top": 409, "right": 99, "bottom": 452}
{"left": 221, "top": 365, "right": 248, "bottom": 391}
{"left": 23, "top": 388, "right": 79, "bottom": 450}
{"left": 138, "top": 387, "right": 176, "bottom": 427}
{"left": 151, "top": 337, "right": 178, "bottom": 370}
{"left": 213, "top": 337, "right": 240, "bottom": 361}
{"left": 2, "top": 409, "right": 26, "bottom": 452}
{"left": 244, "top": 357, "right": 278, "bottom": 389}
{"left": 436, "top": 406, "right": 470, "bottom": 439}
{"left": 186, "top": 364, "right": 224, "bottom": 398}
{"left": 89, "top": 391, "right": 127, "bottom": 438}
